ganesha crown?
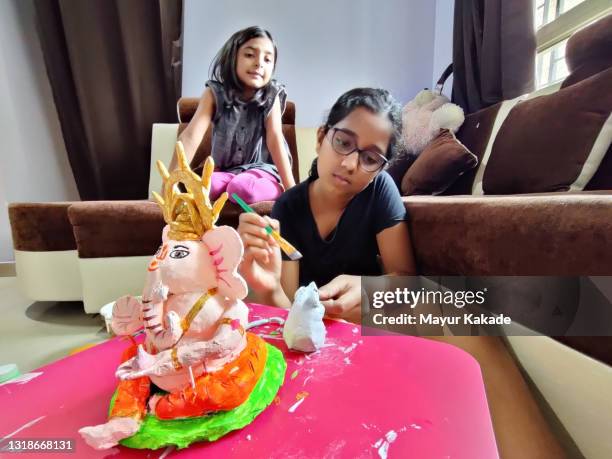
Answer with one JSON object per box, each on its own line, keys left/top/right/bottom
{"left": 151, "top": 141, "right": 227, "bottom": 240}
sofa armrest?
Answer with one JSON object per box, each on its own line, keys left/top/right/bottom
{"left": 67, "top": 200, "right": 164, "bottom": 258}
{"left": 404, "top": 192, "right": 612, "bottom": 276}
{"left": 9, "top": 202, "right": 78, "bottom": 251}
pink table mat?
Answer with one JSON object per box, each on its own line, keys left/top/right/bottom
{"left": 0, "top": 303, "right": 498, "bottom": 458}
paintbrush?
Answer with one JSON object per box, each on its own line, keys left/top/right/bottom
{"left": 232, "top": 193, "right": 303, "bottom": 261}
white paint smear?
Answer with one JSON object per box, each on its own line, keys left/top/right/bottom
{"left": 288, "top": 397, "right": 306, "bottom": 413}
{"left": 325, "top": 439, "right": 347, "bottom": 456}
{"left": 342, "top": 343, "right": 357, "bottom": 354}
{"left": 378, "top": 442, "right": 390, "bottom": 459}
{"left": 257, "top": 334, "right": 284, "bottom": 340}
{"left": 246, "top": 317, "right": 285, "bottom": 329}
{"left": 373, "top": 429, "right": 399, "bottom": 459}
{"left": 1, "top": 415, "right": 46, "bottom": 442}
{"left": 385, "top": 430, "right": 398, "bottom": 442}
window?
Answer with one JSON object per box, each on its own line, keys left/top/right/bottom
{"left": 534, "top": 0, "right": 611, "bottom": 89}
{"left": 536, "top": 38, "right": 569, "bottom": 88}
{"left": 535, "top": 0, "right": 588, "bottom": 28}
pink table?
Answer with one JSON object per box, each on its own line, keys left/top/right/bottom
{"left": 0, "top": 304, "right": 498, "bottom": 458}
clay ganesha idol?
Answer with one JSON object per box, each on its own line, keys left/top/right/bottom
{"left": 79, "top": 143, "right": 285, "bottom": 450}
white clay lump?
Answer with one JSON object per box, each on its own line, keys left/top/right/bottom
{"left": 283, "top": 282, "right": 327, "bottom": 352}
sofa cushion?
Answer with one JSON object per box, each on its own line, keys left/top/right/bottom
{"left": 9, "top": 202, "right": 77, "bottom": 251}
{"left": 386, "top": 153, "right": 417, "bottom": 190}
{"left": 216, "top": 200, "right": 275, "bottom": 228}
{"left": 482, "top": 67, "right": 612, "bottom": 194}
{"left": 400, "top": 130, "right": 478, "bottom": 195}
{"left": 68, "top": 201, "right": 164, "bottom": 258}
{"left": 443, "top": 103, "right": 502, "bottom": 195}
{"left": 66, "top": 200, "right": 275, "bottom": 259}
{"left": 403, "top": 192, "right": 612, "bottom": 276}
{"left": 561, "top": 13, "right": 612, "bottom": 89}
{"left": 282, "top": 124, "right": 300, "bottom": 182}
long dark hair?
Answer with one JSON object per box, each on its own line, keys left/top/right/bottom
{"left": 309, "top": 87, "right": 403, "bottom": 178}
{"left": 209, "top": 26, "right": 278, "bottom": 94}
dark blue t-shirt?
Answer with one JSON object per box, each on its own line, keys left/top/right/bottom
{"left": 270, "top": 171, "right": 406, "bottom": 287}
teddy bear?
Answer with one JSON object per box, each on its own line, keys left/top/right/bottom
{"left": 402, "top": 89, "right": 465, "bottom": 155}
{"left": 386, "top": 89, "right": 468, "bottom": 191}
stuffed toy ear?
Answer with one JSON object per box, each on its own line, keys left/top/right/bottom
{"left": 413, "top": 89, "right": 436, "bottom": 107}
{"left": 422, "top": 94, "right": 449, "bottom": 113}
{"left": 202, "top": 226, "right": 248, "bottom": 300}
{"left": 431, "top": 103, "right": 465, "bottom": 133}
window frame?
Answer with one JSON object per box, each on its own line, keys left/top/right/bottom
{"left": 534, "top": 0, "right": 611, "bottom": 90}
{"left": 536, "top": 0, "right": 611, "bottom": 52}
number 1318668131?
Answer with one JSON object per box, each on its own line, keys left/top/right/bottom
{"left": 1, "top": 438, "right": 75, "bottom": 453}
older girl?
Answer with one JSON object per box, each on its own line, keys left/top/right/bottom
{"left": 238, "top": 88, "right": 416, "bottom": 321}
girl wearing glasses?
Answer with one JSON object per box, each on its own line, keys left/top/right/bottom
{"left": 237, "top": 90, "right": 568, "bottom": 457}
{"left": 169, "top": 26, "right": 295, "bottom": 204}
{"left": 238, "top": 88, "right": 416, "bottom": 321}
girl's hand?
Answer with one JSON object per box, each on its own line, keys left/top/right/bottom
{"left": 319, "top": 275, "right": 362, "bottom": 322}
{"left": 238, "top": 213, "right": 282, "bottom": 293}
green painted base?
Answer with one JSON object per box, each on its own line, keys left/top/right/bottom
{"left": 108, "top": 343, "right": 286, "bottom": 450}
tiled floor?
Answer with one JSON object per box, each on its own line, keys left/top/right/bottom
{"left": 0, "top": 277, "right": 107, "bottom": 374}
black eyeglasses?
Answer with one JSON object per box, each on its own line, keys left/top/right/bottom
{"left": 327, "top": 128, "right": 389, "bottom": 172}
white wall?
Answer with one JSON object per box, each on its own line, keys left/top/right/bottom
{"left": 0, "top": 0, "right": 79, "bottom": 263}
{"left": 432, "top": 0, "right": 454, "bottom": 97}
{"left": 183, "top": 0, "right": 439, "bottom": 127}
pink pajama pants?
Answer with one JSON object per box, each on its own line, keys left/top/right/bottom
{"left": 210, "top": 169, "right": 283, "bottom": 204}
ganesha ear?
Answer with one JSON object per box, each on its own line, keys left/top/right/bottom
{"left": 202, "top": 226, "right": 248, "bottom": 300}
{"left": 162, "top": 225, "right": 170, "bottom": 243}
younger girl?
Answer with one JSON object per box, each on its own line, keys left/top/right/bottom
{"left": 171, "top": 26, "right": 295, "bottom": 204}
{"left": 238, "top": 88, "right": 416, "bottom": 321}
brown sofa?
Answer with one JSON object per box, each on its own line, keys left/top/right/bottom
{"left": 443, "top": 65, "right": 611, "bottom": 196}
{"left": 404, "top": 13, "right": 612, "bottom": 353}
